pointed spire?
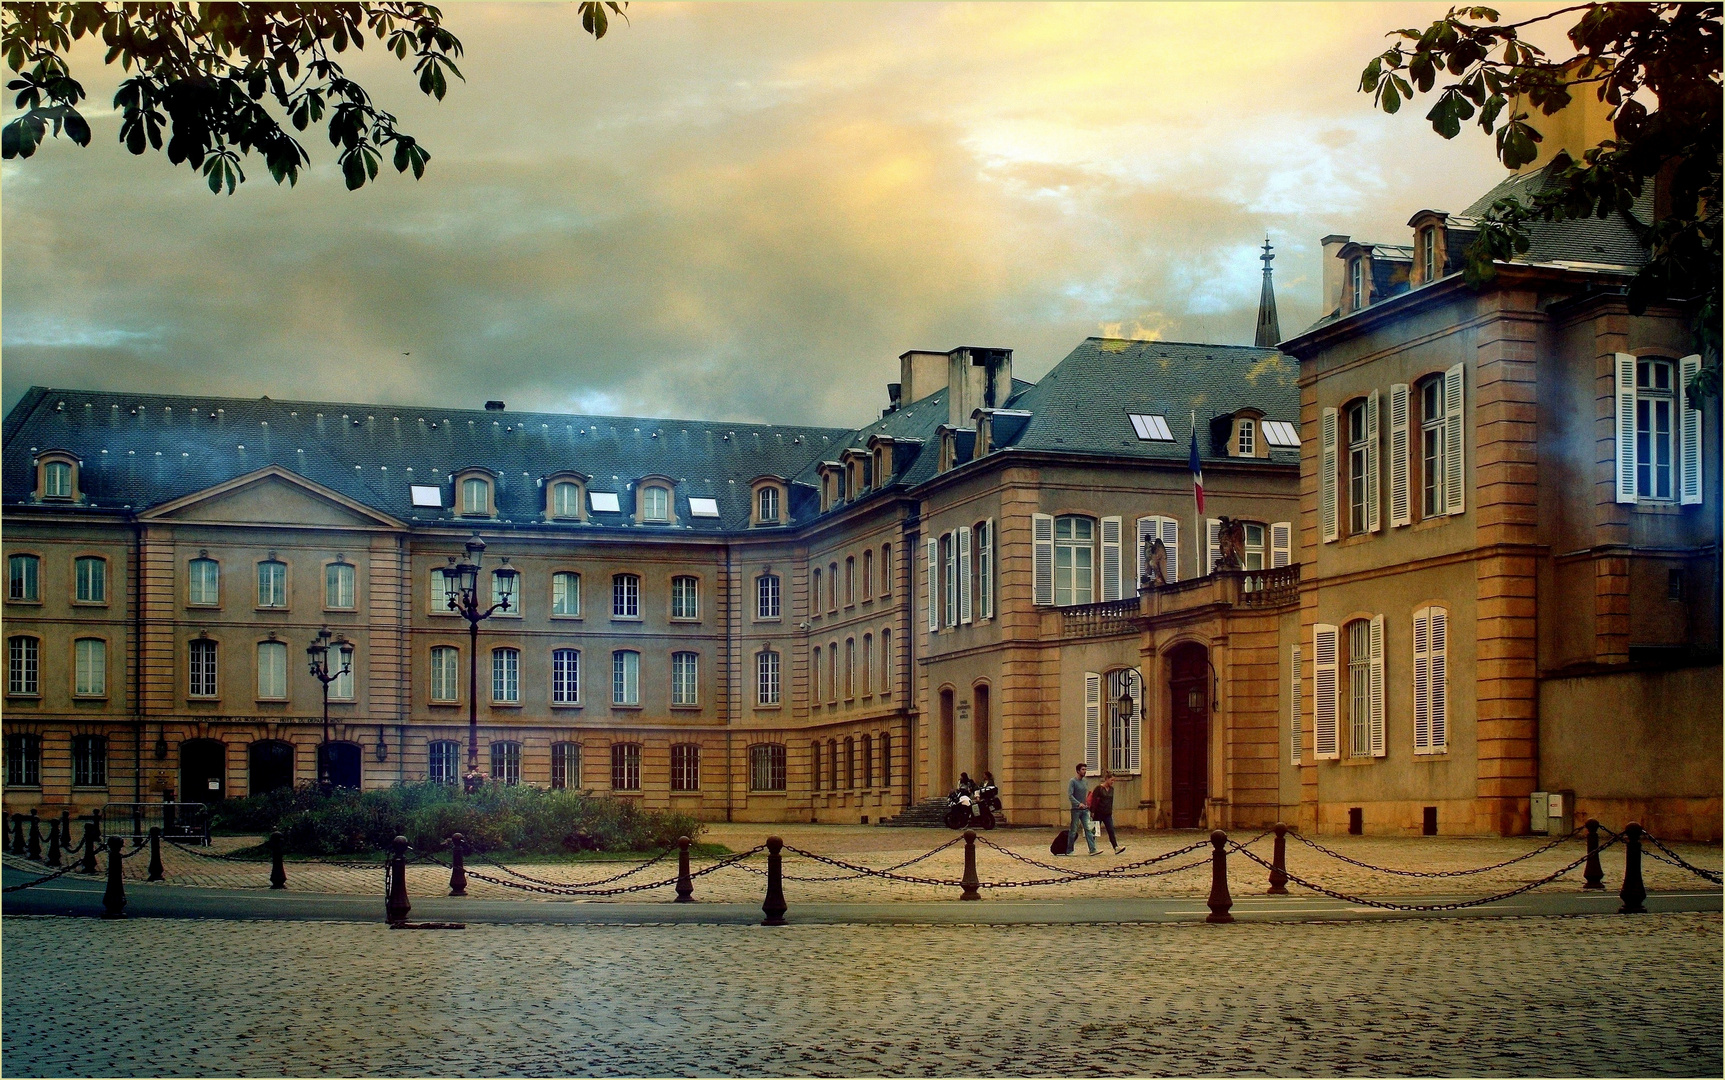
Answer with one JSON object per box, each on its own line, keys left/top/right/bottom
{"left": 1254, "top": 235, "right": 1282, "bottom": 348}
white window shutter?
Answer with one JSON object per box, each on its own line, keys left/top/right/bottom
{"left": 1127, "top": 668, "right": 1142, "bottom": 774}
{"left": 1616, "top": 352, "right": 1638, "bottom": 504}
{"left": 1389, "top": 383, "right": 1411, "bottom": 527}
{"left": 1412, "top": 608, "right": 1431, "bottom": 755}
{"left": 1136, "top": 516, "right": 1156, "bottom": 585}
{"left": 1290, "top": 644, "right": 1303, "bottom": 765}
{"left": 1313, "top": 624, "right": 1339, "bottom": 760}
{"left": 1270, "top": 521, "right": 1292, "bottom": 568}
{"left": 1083, "top": 672, "right": 1102, "bottom": 772}
{"left": 979, "top": 518, "right": 994, "bottom": 619}
{"left": 1430, "top": 607, "right": 1448, "bottom": 751}
{"left": 1206, "top": 518, "right": 1222, "bottom": 575}
{"left": 1159, "top": 517, "right": 1179, "bottom": 583}
{"left": 1368, "top": 613, "right": 1385, "bottom": 757}
{"left": 1321, "top": 407, "right": 1339, "bottom": 542}
{"left": 1444, "top": 363, "right": 1466, "bottom": 514}
{"left": 1365, "top": 389, "right": 1382, "bottom": 532}
{"left": 1032, "top": 513, "right": 1055, "bottom": 606}
{"left": 1099, "top": 516, "right": 1123, "bottom": 601}
{"left": 926, "top": 536, "right": 939, "bottom": 631}
{"left": 958, "top": 526, "right": 973, "bottom": 624}
{"left": 1680, "top": 354, "right": 1703, "bottom": 505}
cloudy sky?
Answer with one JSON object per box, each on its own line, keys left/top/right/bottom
{"left": 2, "top": 2, "right": 1567, "bottom": 428}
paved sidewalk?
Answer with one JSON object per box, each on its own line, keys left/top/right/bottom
{"left": 6, "top": 823, "right": 1717, "bottom": 906}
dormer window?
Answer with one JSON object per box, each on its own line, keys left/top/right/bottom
{"left": 1240, "top": 419, "right": 1256, "bottom": 455}
{"left": 639, "top": 482, "right": 672, "bottom": 524}
{"left": 36, "top": 453, "right": 77, "bottom": 501}
{"left": 548, "top": 477, "right": 586, "bottom": 521}
{"left": 1419, "top": 227, "right": 1439, "bottom": 283}
{"left": 757, "top": 485, "right": 779, "bottom": 524}
{"left": 459, "top": 475, "right": 493, "bottom": 516}
{"left": 1349, "top": 257, "right": 1365, "bottom": 312}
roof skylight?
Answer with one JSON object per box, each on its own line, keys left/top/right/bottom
{"left": 1128, "top": 414, "right": 1174, "bottom": 441}
{"left": 688, "top": 497, "right": 720, "bottom": 518}
{"left": 1261, "top": 420, "right": 1301, "bottom": 448}
{"left": 409, "top": 485, "right": 443, "bottom": 508}
{"left": 589, "top": 491, "right": 621, "bottom": 513}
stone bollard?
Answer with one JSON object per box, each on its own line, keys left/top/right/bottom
{"left": 761, "top": 836, "right": 787, "bottom": 926}
{"left": 46, "top": 817, "right": 62, "bottom": 867}
{"left": 1583, "top": 819, "right": 1605, "bottom": 891}
{"left": 10, "top": 813, "right": 23, "bottom": 855}
{"left": 448, "top": 833, "right": 468, "bottom": 897}
{"left": 1206, "top": 830, "right": 1234, "bottom": 924}
{"left": 674, "top": 835, "right": 694, "bottom": 903}
{"left": 27, "top": 809, "right": 42, "bottom": 860}
{"left": 960, "top": 830, "right": 981, "bottom": 901}
{"left": 385, "top": 835, "right": 411, "bottom": 925}
{"left": 1618, "top": 822, "right": 1647, "bottom": 914}
{"left": 101, "top": 837, "right": 127, "bottom": 919}
{"left": 91, "top": 807, "right": 102, "bottom": 842}
{"left": 1267, "top": 822, "right": 1289, "bottom": 895}
{"left": 268, "top": 831, "right": 287, "bottom": 890}
{"left": 147, "top": 827, "right": 164, "bottom": 881}
{"left": 80, "top": 821, "right": 99, "bottom": 873}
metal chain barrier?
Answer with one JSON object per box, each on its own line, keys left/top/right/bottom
{"left": 1234, "top": 833, "right": 1618, "bottom": 912}
{"left": 733, "top": 836, "right": 968, "bottom": 882}
{"left": 980, "top": 852, "right": 1214, "bottom": 890}
{"left": 976, "top": 835, "right": 1214, "bottom": 880}
{"left": 469, "top": 849, "right": 671, "bottom": 889}
{"left": 777, "top": 844, "right": 962, "bottom": 886}
{"left": 2, "top": 858, "right": 85, "bottom": 893}
{"left": 1287, "top": 826, "right": 1583, "bottom": 878}
{"left": 459, "top": 844, "right": 768, "bottom": 896}
{"left": 1639, "top": 831, "right": 1724, "bottom": 884}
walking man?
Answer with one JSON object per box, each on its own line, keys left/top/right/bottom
{"left": 1066, "top": 762, "right": 1098, "bottom": 856}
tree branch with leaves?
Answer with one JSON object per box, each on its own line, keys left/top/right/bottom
{"left": 1, "top": 1, "right": 627, "bottom": 193}
{"left": 1361, "top": 3, "right": 1720, "bottom": 404}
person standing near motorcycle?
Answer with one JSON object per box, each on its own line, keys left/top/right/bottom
{"left": 1065, "top": 763, "right": 1098, "bottom": 856}
{"left": 1089, "top": 772, "right": 1126, "bottom": 856}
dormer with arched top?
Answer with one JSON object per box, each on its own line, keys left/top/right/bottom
{"left": 634, "top": 474, "right": 677, "bottom": 526}
{"left": 543, "top": 471, "right": 590, "bottom": 522}
{"left": 750, "top": 475, "right": 789, "bottom": 526}
{"left": 34, "top": 450, "right": 81, "bottom": 503}
{"left": 453, "top": 467, "right": 499, "bottom": 517}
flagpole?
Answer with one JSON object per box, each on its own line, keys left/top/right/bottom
{"left": 1191, "top": 410, "right": 1199, "bottom": 580}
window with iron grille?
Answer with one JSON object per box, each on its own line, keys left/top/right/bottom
{"left": 670, "top": 743, "right": 700, "bottom": 791}
{"left": 611, "top": 742, "right": 641, "bottom": 790}
{"left": 750, "top": 743, "right": 786, "bottom": 791}
{"left": 428, "top": 740, "right": 461, "bottom": 784}
{"left": 6, "top": 734, "right": 41, "bottom": 787}
{"left": 551, "top": 742, "right": 580, "bottom": 789}
{"left": 8, "top": 636, "right": 39, "bottom": 696}
{"left": 73, "top": 734, "right": 107, "bottom": 787}
{"left": 490, "top": 741, "right": 522, "bottom": 785}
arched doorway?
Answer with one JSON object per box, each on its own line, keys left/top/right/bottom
{"left": 180, "top": 739, "right": 227, "bottom": 805}
{"left": 972, "top": 683, "right": 991, "bottom": 779}
{"left": 937, "top": 688, "right": 956, "bottom": 794}
{"left": 248, "top": 740, "right": 295, "bottom": 795}
{"left": 1167, "top": 643, "right": 1210, "bottom": 829}
{"left": 322, "top": 741, "right": 363, "bottom": 789}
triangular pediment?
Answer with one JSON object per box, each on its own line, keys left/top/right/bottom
{"left": 140, "top": 466, "right": 403, "bottom": 529}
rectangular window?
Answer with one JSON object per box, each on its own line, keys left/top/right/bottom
{"left": 1347, "top": 621, "right": 1370, "bottom": 758}
{"left": 257, "top": 561, "right": 286, "bottom": 608}
{"left": 672, "top": 651, "right": 699, "bottom": 706}
{"left": 552, "top": 648, "right": 580, "bottom": 704}
{"left": 613, "top": 650, "right": 639, "bottom": 705}
{"left": 8, "top": 636, "right": 39, "bottom": 696}
{"left": 551, "top": 742, "right": 579, "bottom": 789}
{"left": 880, "top": 732, "right": 891, "bottom": 787}
{"left": 977, "top": 519, "right": 993, "bottom": 620}
{"left": 811, "top": 568, "right": 822, "bottom": 617}
{"left": 844, "top": 639, "right": 855, "bottom": 699}
{"left": 43, "top": 460, "right": 73, "bottom": 497}
{"left": 325, "top": 562, "right": 355, "bottom": 609}
{"left": 189, "top": 639, "right": 218, "bottom": 697}
{"left": 73, "top": 734, "right": 107, "bottom": 787}
{"left": 1054, "top": 516, "right": 1094, "bottom": 606}
{"left": 757, "top": 574, "right": 780, "bottom": 619}
{"left": 552, "top": 482, "right": 582, "bottom": 518}
{"left": 430, "top": 646, "right": 459, "bottom": 703}
{"left": 757, "top": 486, "right": 779, "bottom": 523}
{"left": 428, "top": 741, "right": 460, "bottom": 784}
{"left": 845, "top": 558, "right": 855, "bottom": 606}
{"left": 811, "top": 647, "right": 822, "bottom": 702}
{"left": 612, "top": 574, "right": 639, "bottom": 618}
{"left": 671, "top": 744, "right": 700, "bottom": 792}
{"left": 828, "top": 563, "right": 838, "bottom": 613}
{"left": 1421, "top": 379, "right": 1446, "bottom": 517}
{"left": 490, "top": 741, "right": 521, "bottom": 785}
{"left": 881, "top": 545, "right": 892, "bottom": 598}
{"left": 863, "top": 550, "right": 874, "bottom": 599}
{"left": 1237, "top": 419, "right": 1255, "bottom": 456}
{"left": 552, "top": 571, "right": 581, "bottom": 616}
{"left": 75, "top": 557, "right": 107, "bottom": 603}
{"left": 828, "top": 645, "right": 838, "bottom": 705}
{"left": 9, "top": 554, "right": 40, "bottom": 602}
{"left": 75, "top": 638, "right": 107, "bottom": 696}
{"left": 861, "top": 634, "right": 873, "bottom": 695}
{"left": 492, "top": 648, "right": 520, "bottom": 703}
{"left": 642, "top": 486, "right": 670, "bottom": 522}
{"left": 189, "top": 558, "right": 220, "bottom": 606}
{"left": 757, "top": 650, "right": 780, "bottom": 705}
{"left": 881, "top": 629, "right": 893, "bottom": 698}
{"left": 1242, "top": 523, "right": 1266, "bottom": 571}
{"left": 1347, "top": 404, "right": 1369, "bottom": 535}
{"left": 6, "top": 734, "right": 41, "bottom": 787}
{"left": 942, "top": 534, "right": 957, "bottom": 625}
{"left": 750, "top": 743, "right": 787, "bottom": 791}
{"left": 1636, "top": 360, "right": 1675, "bottom": 501}
{"left": 611, "top": 743, "right": 641, "bottom": 790}
{"left": 257, "top": 640, "right": 288, "bottom": 699}
{"left": 462, "top": 477, "right": 489, "bottom": 515}
{"left": 671, "top": 576, "right": 699, "bottom": 619}
{"left": 331, "top": 644, "right": 355, "bottom": 701}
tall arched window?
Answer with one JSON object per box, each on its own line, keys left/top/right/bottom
{"left": 861, "top": 633, "right": 873, "bottom": 695}
{"left": 862, "top": 734, "right": 874, "bottom": 787}
{"left": 844, "top": 638, "right": 855, "bottom": 700}
{"left": 811, "top": 646, "right": 822, "bottom": 703}
{"left": 757, "top": 485, "right": 780, "bottom": 524}
{"left": 844, "top": 736, "right": 856, "bottom": 789}
{"left": 862, "top": 550, "right": 874, "bottom": 599}
{"left": 881, "top": 544, "right": 893, "bottom": 598}
{"left": 880, "top": 628, "right": 893, "bottom": 698}
{"left": 1346, "top": 619, "right": 1371, "bottom": 758}
{"left": 552, "top": 648, "right": 580, "bottom": 704}
{"left": 811, "top": 741, "right": 823, "bottom": 792}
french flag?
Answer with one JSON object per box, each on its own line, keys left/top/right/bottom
{"left": 1189, "top": 423, "right": 1205, "bottom": 514}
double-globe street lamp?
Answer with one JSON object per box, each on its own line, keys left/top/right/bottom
{"left": 307, "top": 627, "right": 352, "bottom": 792}
{"left": 444, "top": 534, "right": 513, "bottom": 790}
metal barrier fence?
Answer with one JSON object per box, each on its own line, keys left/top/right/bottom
{"left": 99, "top": 803, "right": 212, "bottom": 844}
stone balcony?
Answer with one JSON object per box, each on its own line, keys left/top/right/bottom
{"left": 1050, "top": 565, "right": 1302, "bottom": 641}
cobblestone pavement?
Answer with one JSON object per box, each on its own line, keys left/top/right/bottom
{"left": 7, "top": 823, "right": 1718, "bottom": 905}
{"left": 3, "top": 913, "right": 1719, "bottom": 1077}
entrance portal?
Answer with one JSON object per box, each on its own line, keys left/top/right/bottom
{"left": 322, "top": 741, "right": 363, "bottom": 789}
{"left": 180, "top": 739, "right": 227, "bottom": 806}
{"left": 937, "top": 689, "right": 955, "bottom": 794}
{"left": 1167, "top": 643, "right": 1210, "bottom": 829}
{"left": 248, "top": 740, "right": 295, "bottom": 795}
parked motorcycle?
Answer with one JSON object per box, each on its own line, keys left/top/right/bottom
{"left": 943, "top": 783, "right": 1001, "bottom": 830}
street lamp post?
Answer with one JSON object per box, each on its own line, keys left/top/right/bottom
{"left": 307, "top": 627, "right": 352, "bottom": 792}
{"left": 444, "top": 534, "right": 513, "bottom": 790}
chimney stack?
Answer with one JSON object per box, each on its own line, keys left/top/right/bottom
{"left": 484, "top": 400, "right": 506, "bottom": 412}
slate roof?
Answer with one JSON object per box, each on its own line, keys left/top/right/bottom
{"left": 2, "top": 387, "right": 851, "bottom": 533}
{"left": 998, "top": 339, "right": 1300, "bottom": 465}
{"left": 1461, "top": 159, "right": 1654, "bottom": 270}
